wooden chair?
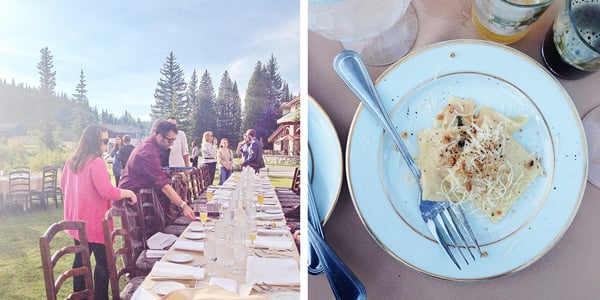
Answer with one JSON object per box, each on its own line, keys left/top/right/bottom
{"left": 103, "top": 207, "right": 145, "bottom": 300}
{"left": 133, "top": 188, "right": 185, "bottom": 275}
{"left": 291, "top": 167, "right": 300, "bottom": 195}
{"left": 32, "top": 165, "right": 59, "bottom": 209}
{"left": 39, "top": 220, "right": 94, "bottom": 300}
{"left": 199, "top": 164, "right": 212, "bottom": 190}
{"left": 8, "top": 167, "right": 31, "bottom": 210}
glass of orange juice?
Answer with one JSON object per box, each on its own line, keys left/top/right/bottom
{"left": 198, "top": 203, "right": 208, "bottom": 229}
{"left": 247, "top": 220, "right": 258, "bottom": 255}
{"left": 472, "top": 0, "right": 553, "bottom": 44}
{"left": 206, "top": 189, "right": 213, "bottom": 202}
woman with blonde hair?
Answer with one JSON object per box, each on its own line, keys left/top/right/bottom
{"left": 61, "top": 124, "right": 137, "bottom": 299}
{"left": 201, "top": 131, "right": 217, "bottom": 184}
{"left": 217, "top": 138, "right": 234, "bottom": 185}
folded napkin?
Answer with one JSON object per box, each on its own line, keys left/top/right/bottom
{"left": 145, "top": 249, "right": 168, "bottom": 258}
{"left": 253, "top": 235, "right": 294, "bottom": 250}
{"left": 172, "top": 240, "right": 205, "bottom": 252}
{"left": 131, "top": 285, "right": 158, "bottom": 300}
{"left": 257, "top": 228, "right": 289, "bottom": 236}
{"left": 246, "top": 256, "right": 299, "bottom": 285}
{"left": 209, "top": 277, "right": 238, "bottom": 294}
{"left": 257, "top": 221, "right": 286, "bottom": 227}
{"left": 147, "top": 232, "right": 178, "bottom": 250}
{"left": 163, "top": 286, "right": 265, "bottom": 300}
{"left": 150, "top": 261, "right": 205, "bottom": 280}
{"left": 256, "top": 211, "right": 285, "bottom": 220}
{"left": 257, "top": 203, "right": 279, "bottom": 209}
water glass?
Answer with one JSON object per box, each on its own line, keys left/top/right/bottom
{"left": 215, "top": 219, "right": 228, "bottom": 240}
{"left": 245, "top": 202, "right": 257, "bottom": 220}
{"left": 231, "top": 241, "right": 247, "bottom": 275}
{"left": 541, "top": 0, "right": 600, "bottom": 79}
{"left": 217, "top": 239, "right": 234, "bottom": 272}
{"left": 472, "top": 0, "right": 553, "bottom": 44}
{"left": 204, "top": 238, "right": 217, "bottom": 276}
{"left": 309, "top": 0, "right": 418, "bottom": 66}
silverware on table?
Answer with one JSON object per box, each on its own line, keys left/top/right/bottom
{"left": 308, "top": 183, "right": 366, "bottom": 299}
{"left": 307, "top": 143, "right": 324, "bottom": 275}
{"left": 333, "top": 50, "right": 482, "bottom": 270}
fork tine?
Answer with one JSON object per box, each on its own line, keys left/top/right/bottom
{"left": 435, "top": 213, "right": 469, "bottom": 265}
{"left": 426, "top": 219, "right": 461, "bottom": 270}
{"left": 449, "top": 205, "right": 483, "bottom": 257}
{"left": 441, "top": 208, "right": 474, "bottom": 261}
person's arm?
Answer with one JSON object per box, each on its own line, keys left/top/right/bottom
{"left": 161, "top": 184, "right": 194, "bottom": 220}
{"left": 181, "top": 132, "right": 190, "bottom": 167}
{"left": 236, "top": 142, "right": 244, "bottom": 157}
{"left": 183, "top": 154, "right": 190, "bottom": 167}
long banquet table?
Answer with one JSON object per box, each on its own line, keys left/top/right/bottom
{"left": 132, "top": 172, "right": 300, "bottom": 299}
{"left": 308, "top": 0, "right": 600, "bottom": 299}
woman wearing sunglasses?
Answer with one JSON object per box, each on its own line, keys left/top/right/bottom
{"left": 60, "top": 124, "right": 138, "bottom": 299}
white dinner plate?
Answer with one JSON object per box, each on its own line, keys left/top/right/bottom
{"left": 166, "top": 253, "right": 194, "bottom": 264}
{"left": 184, "top": 232, "right": 206, "bottom": 240}
{"left": 308, "top": 96, "right": 343, "bottom": 224}
{"left": 152, "top": 281, "right": 186, "bottom": 295}
{"left": 346, "top": 39, "right": 587, "bottom": 281}
{"left": 189, "top": 224, "right": 213, "bottom": 232}
{"left": 269, "top": 291, "right": 300, "bottom": 300}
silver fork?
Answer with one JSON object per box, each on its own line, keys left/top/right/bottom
{"left": 334, "top": 50, "right": 482, "bottom": 270}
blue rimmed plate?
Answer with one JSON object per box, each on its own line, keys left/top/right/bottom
{"left": 308, "top": 96, "right": 343, "bottom": 224}
{"left": 346, "top": 40, "right": 587, "bottom": 281}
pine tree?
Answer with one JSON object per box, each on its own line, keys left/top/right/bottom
{"left": 215, "top": 71, "right": 243, "bottom": 145}
{"left": 73, "top": 69, "right": 88, "bottom": 105}
{"left": 230, "top": 81, "right": 243, "bottom": 147}
{"left": 192, "top": 70, "right": 217, "bottom": 141}
{"left": 151, "top": 51, "right": 188, "bottom": 122}
{"left": 71, "top": 70, "right": 93, "bottom": 137}
{"left": 264, "top": 54, "right": 284, "bottom": 148}
{"left": 37, "top": 47, "right": 56, "bottom": 96}
{"left": 184, "top": 69, "right": 199, "bottom": 134}
{"left": 242, "top": 61, "right": 270, "bottom": 144}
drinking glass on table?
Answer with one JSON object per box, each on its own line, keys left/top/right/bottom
{"left": 256, "top": 190, "right": 265, "bottom": 212}
{"left": 308, "top": 0, "right": 418, "bottom": 66}
{"left": 217, "top": 239, "right": 234, "bottom": 274}
{"left": 215, "top": 219, "right": 228, "bottom": 240}
{"left": 232, "top": 241, "right": 247, "bottom": 275}
{"left": 206, "top": 189, "right": 214, "bottom": 202}
{"left": 204, "top": 238, "right": 217, "bottom": 276}
{"left": 472, "top": 0, "right": 553, "bottom": 44}
{"left": 247, "top": 220, "right": 258, "bottom": 255}
{"left": 197, "top": 203, "right": 208, "bottom": 230}
{"left": 541, "top": 0, "right": 600, "bottom": 79}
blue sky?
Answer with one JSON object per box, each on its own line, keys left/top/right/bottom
{"left": 0, "top": 1, "right": 300, "bottom": 121}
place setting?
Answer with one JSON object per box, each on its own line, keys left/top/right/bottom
{"left": 130, "top": 167, "right": 301, "bottom": 299}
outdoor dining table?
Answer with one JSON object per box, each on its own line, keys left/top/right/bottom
{"left": 0, "top": 173, "right": 43, "bottom": 209}
{"left": 132, "top": 172, "right": 300, "bottom": 299}
{"left": 308, "top": 0, "right": 600, "bottom": 298}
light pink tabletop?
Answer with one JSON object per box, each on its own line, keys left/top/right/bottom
{"left": 308, "top": 0, "right": 600, "bottom": 298}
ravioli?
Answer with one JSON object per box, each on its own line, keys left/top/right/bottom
{"left": 416, "top": 96, "right": 544, "bottom": 223}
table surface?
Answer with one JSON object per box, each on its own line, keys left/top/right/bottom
{"left": 307, "top": 0, "right": 600, "bottom": 299}
{"left": 135, "top": 174, "right": 300, "bottom": 298}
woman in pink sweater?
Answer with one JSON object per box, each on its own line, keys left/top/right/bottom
{"left": 61, "top": 124, "right": 137, "bottom": 300}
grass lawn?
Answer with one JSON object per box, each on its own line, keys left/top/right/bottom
{"left": 0, "top": 171, "right": 294, "bottom": 299}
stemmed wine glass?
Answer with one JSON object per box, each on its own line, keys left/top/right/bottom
{"left": 198, "top": 203, "right": 208, "bottom": 230}
{"left": 247, "top": 220, "right": 258, "bottom": 256}
{"left": 308, "top": 0, "right": 418, "bottom": 66}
